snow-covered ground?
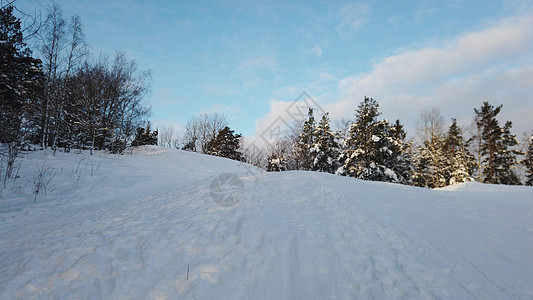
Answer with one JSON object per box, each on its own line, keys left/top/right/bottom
{"left": 1, "top": 146, "right": 532, "bottom": 299}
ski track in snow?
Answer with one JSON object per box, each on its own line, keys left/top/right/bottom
{"left": 1, "top": 147, "right": 532, "bottom": 299}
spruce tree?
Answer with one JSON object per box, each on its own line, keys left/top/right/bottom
{"left": 0, "top": 5, "right": 44, "bottom": 144}
{"left": 496, "top": 121, "right": 522, "bottom": 185}
{"left": 266, "top": 153, "right": 288, "bottom": 172}
{"left": 312, "top": 113, "right": 339, "bottom": 173}
{"left": 474, "top": 102, "right": 521, "bottom": 185}
{"left": 205, "top": 126, "right": 243, "bottom": 161}
{"left": 295, "top": 108, "right": 317, "bottom": 170}
{"left": 338, "top": 97, "right": 406, "bottom": 182}
{"left": 522, "top": 133, "right": 533, "bottom": 186}
{"left": 388, "top": 120, "right": 413, "bottom": 184}
{"left": 412, "top": 145, "right": 434, "bottom": 188}
{"left": 338, "top": 97, "right": 380, "bottom": 178}
{"left": 443, "top": 119, "right": 475, "bottom": 185}
{"left": 132, "top": 123, "right": 158, "bottom": 147}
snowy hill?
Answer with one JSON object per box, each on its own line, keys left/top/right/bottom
{"left": 1, "top": 146, "right": 532, "bottom": 299}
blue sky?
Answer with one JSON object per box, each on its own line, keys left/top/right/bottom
{"left": 17, "top": 0, "right": 533, "bottom": 139}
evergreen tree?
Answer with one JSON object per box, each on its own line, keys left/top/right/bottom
{"left": 0, "top": 5, "right": 44, "bottom": 144}
{"left": 412, "top": 144, "right": 435, "bottom": 188}
{"left": 132, "top": 123, "right": 158, "bottom": 147}
{"left": 338, "top": 97, "right": 406, "bottom": 182}
{"left": 266, "top": 153, "right": 288, "bottom": 172}
{"left": 312, "top": 113, "right": 339, "bottom": 173}
{"left": 522, "top": 133, "right": 533, "bottom": 186}
{"left": 495, "top": 121, "right": 522, "bottom": 185}
{"left": 443, "top": 118, "right": 475, "bottom": 185}
{"left": 338, "top": 97, "right": 380, "bottom": 178}
{"left": 387, "top": 120, "right": 413, "bottom": 184}
{"left": 205, "top": 126, "right": 243, "bottom": 161}
{"left": 295, "top": 108, "right": 316, "bottom": 170}
{"left": 474, "top": 102, "right": 521, "bottom": 185}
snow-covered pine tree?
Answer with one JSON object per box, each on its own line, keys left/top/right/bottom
{"left": 312, "top": 113, "right": 339, "bottom": 173}
{"left": 523, "top": 133, "right": 533, "bottom": 186}
{"left": 387, "top": 119, "right": 413, "bottom": 184}
{"left": 337, "top": 97, "right": 405, "bottom": 182}
{"left": 474, "top": 102, "right": 521, "bottom": 185}
{"left": 443, "top": 118, "right": 475, "bottom": 185}
{"left": 338, "top": 97, "right": 380, "bottom": 178}
{"left": 205, "top": 126, "right": 243, "bottom": 161}
{"left": 295, "top": 108, "right": 317, "bottom": 170}
{"left": 411, "top": 144, "right": 435, "bottom": 188}
{"left": 132, "top": 123, "right": 158, "bottom": 147}
{"left": 495, "top": 121, "right": 522, "bottom": 185}
{"left": 266, "top": 153, "right": 288, "bottom": 172}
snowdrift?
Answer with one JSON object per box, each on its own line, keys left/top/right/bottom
{"left": 1, "top": 146, "right": 532, "bottom": 299}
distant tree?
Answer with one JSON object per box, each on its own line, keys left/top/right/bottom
{"left": 522, "top": 132, "right": 533, "bottom": 186}
{"left": 158, "top": 125, "right": 181, "bottom": 149}
{"left": 387, "top": 119, "right": 413, "bottom": 184}
{"left": 443, "top": 118, "right": 475, "bottom": 185}
{"left": 132, "top": 123, "right": 158, "bottom": 147}
{"left": 312, "top": 113, "right": 339, "bottom": 173}
{"left": 182, "top": 113, "right": 227, "bottom": 153}
{"left": 474, "top": 102, "right": 521, "bottom": 185}
{"left": 497, "top": 121, "right": 522, "bottom": 185}
{"left": 266, "top": 153, "right": 288, "bottom": 172}
{"left": 412, "top": 107, "right": 447, "bottom": 188}
{"left": 265, "top": 139, "right": 291, "bottom": 171}
{"left": 295, "top": 108, "right": 317, "bottom": 170}
{"left": 205, "top": 126, "right": 243, "bottom": 161}
{"left": 338, "top": 97, "right": 381, "bottom": 178}
{"left": 338, "top": 97, "right": 407, "bottom": 183}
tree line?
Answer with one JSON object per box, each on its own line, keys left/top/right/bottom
{"left": 161, "top": 98, "right": 532, "bottom": 188}
{"left": 264, "top": 98, "right": 532, "bottom": 187}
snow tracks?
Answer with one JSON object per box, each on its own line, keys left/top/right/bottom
{"left": 1, "top": 168, "right": 532, "bottom": 299}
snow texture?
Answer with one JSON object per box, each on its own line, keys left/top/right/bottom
{"left": 1, "top": 146, "right": 532, "bottom": 299}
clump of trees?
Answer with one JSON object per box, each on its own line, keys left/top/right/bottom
{"left": 1, "top": 3, "right": 152, "bottom": 154}
{"left": 1, "top": 3, "right": 152, "bottom": 186}
{"left": 158, "top": 112, "right": 243, "bottom": 161}
{"left": 163, "top": 95, "right": 529, "bottom": 188}
{"left": 255, "top": 98, "right": 529, "bottom": 187}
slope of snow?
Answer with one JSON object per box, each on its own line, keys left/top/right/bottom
{"left": 1, "top": 146, "right": 532, "bottom": 299}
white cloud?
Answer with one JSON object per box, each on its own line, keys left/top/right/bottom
{"left": 311, "top": 45, "right": 323, "bottom": 57}
{"left": 332, "top": 15, "right": 533, "bottom": 135}
{"left": 336, "top": 2, "right": 369, "bottom": 40}
{"left": 254, "top": 94, "right": 327, "bottom": 144}
{"left": 252, "top": 15, "right": 533, "bottom": 140}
